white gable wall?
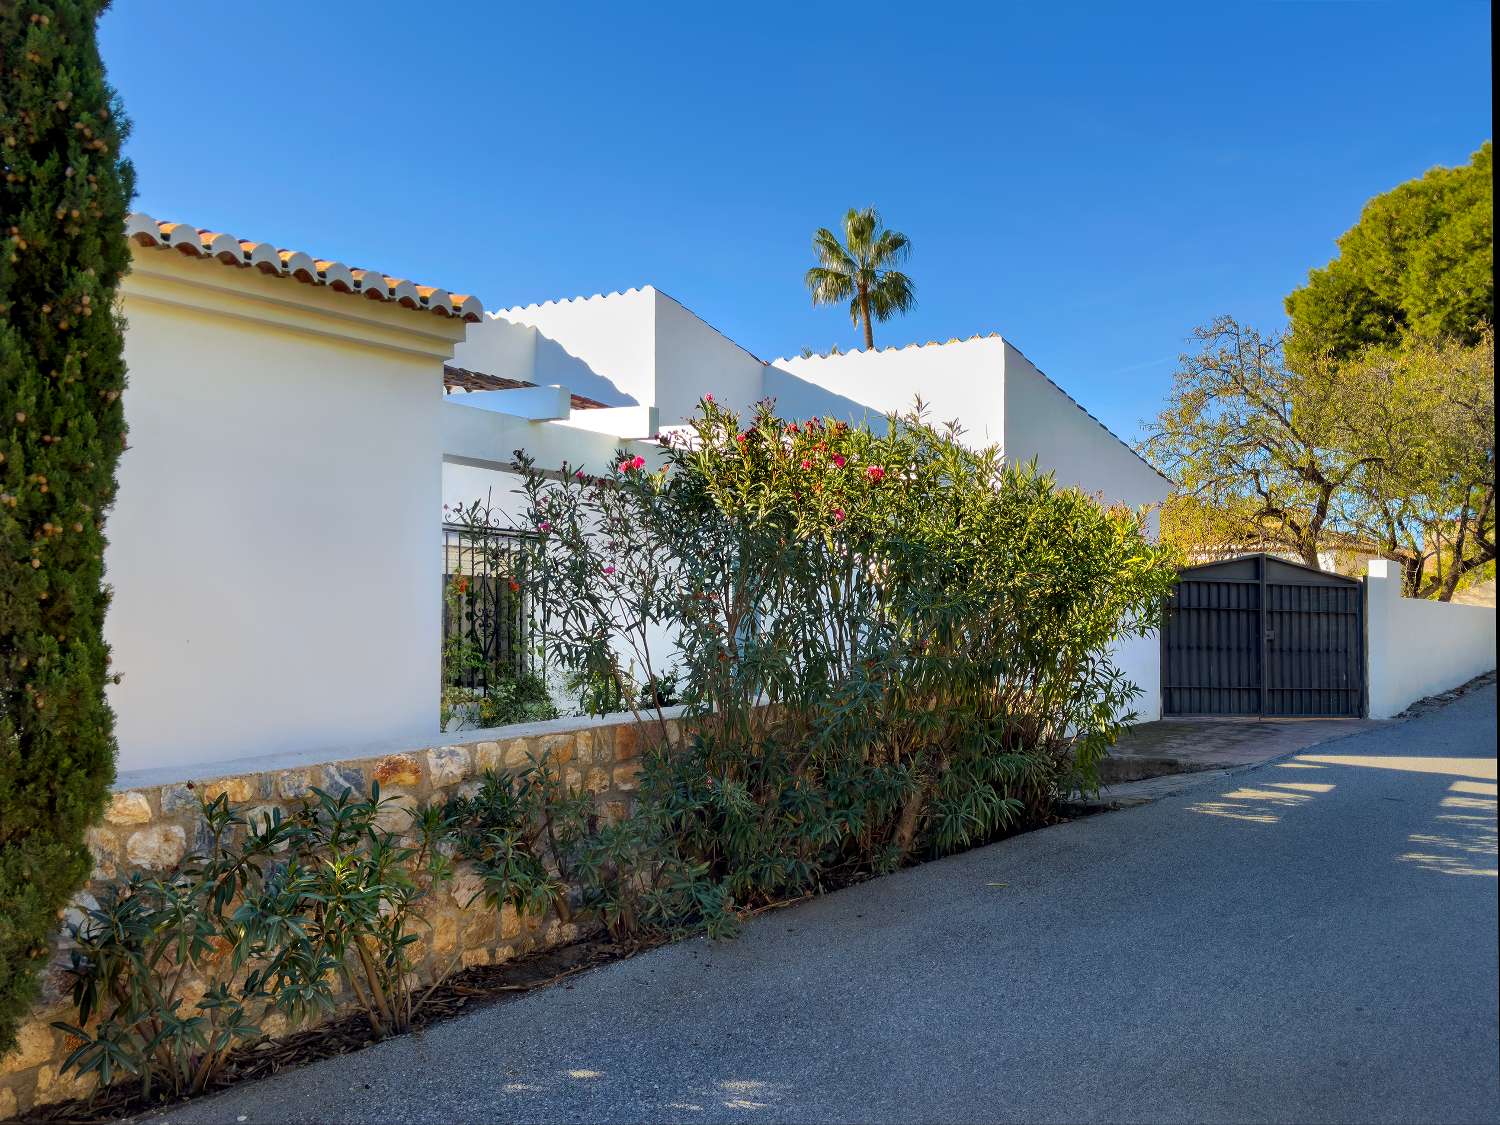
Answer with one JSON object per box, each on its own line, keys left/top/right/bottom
{"left": 109, "top": 252, "right": 467, "bottom": 772}
{"left": 1001, "top": 342, "right": 1168, "bottom": 520}
{"left": 771, "top": 337, "right": 1007, "bottom": 445}
{"left": 652, "top": 291, "right": 766, "bottom": 423}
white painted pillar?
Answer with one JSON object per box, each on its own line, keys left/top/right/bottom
{"left": 1364, "top": 559, "right": 1401, "bottom": 719}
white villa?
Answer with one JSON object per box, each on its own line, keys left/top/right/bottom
{"left": 110, "top": 214, "right": 1162, "bottom": 779}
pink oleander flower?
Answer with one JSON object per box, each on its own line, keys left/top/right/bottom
{"left": 575, "top": 469, "right": 585, "bottom": 479}
{"left": 735, "top": 433, "right": 747, "bottom": 444}
{"left": 866, "top": 466, "right": 885, "bottom": 482}
{"left": 631, "top": 455, "right": 646, "bottom": 470}
{"left": 704, "top": 393, "right": 714, "bottom": 403}
{"left": 832, "top": 454, "right": 846, "bottom": 469}
{"left": 800, "top": 458, "right": 812, "bottom": 470}
{"left": 833, "top": 508, "right": 846, "bottom": 522}
{"left": 603, "top": 564, "right": 615, "bottom": 575}
{"left": 538, "top": 520, "right": 552, "bottom": 532}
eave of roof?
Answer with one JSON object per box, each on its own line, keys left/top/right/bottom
{"left": 125, "top": 213, "right": 483, "bottom": 322}
{"left": 442, "top": 364, "right": 609, "bottom": 410}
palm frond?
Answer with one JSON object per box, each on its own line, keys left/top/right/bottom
{"left": 869, "top": 271, "right": 916, "bottom": 320}
{"left": 870, "top": 229, "right": 911, "bottom": 267}
{"left": 805, "top": 266, "right": 854, "bottom": 306}
{"left": 810, "top": 228, "right": 855, "bottom": 272}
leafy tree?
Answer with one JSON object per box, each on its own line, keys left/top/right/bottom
{"left": 1, "top": 0, "right": 133, "bottom": 1052}
{"left": 804, "top": 207, "right": 915, "bottom": 350}
{"left": 1340, "top": 330, "right": 1494, "bottom": 599}
{"left": 1140, "top": 317, "right": 1370, "bottom": 568}
{"left": 1285, "top": 142, "right": 1492, "bottom": 366}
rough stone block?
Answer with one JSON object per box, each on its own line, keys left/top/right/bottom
{"left": 159, "top": 783, "right": 200, "bottom": 815}
{"left": 500, "top": 904, "right": 523, "bottom": 940}
{"left": 614, "top": 722, "right": 641, "bottom": 762}
{"left": 430, "top": 912, "right": 460, "bottom": 954}
{"left": 104, "top": 791, "right": 152, "bottom": 825}
{"left": 501, "top": 737, "right": 534, "bottom": 770}
{"left": 62, "top": 892, "right": 99, "bottom": 936}
{"left": 463, "top": 909, "right": 500, "bottom": 948}
{"left": 535, "top": 732, "right": 576, "bottom": 766}
{"left": 426, "top": 746, "right": 469, "bottom": 788}
{"left": 472, "top": 741, "right": 502, "bottom": 771}
{"left": 33, "top": 1063, "right": 95, "bottom": 1103}
{"left": 372, "top": 787, "right": 417, "bottom": 834}
{"left": 125, "top": 824, "right": 187, "bottom": 869}
{"left": 321, "top": 763, "right": 366, "bottom": 796}
{"left": 275, "top": 769, "right": 312, "bottom": 800}
{"left": 452, "top": 870, "right": 486, "bottom": 908}
{"left": 373, "top": 753, "right": 423, "bottom": 789}
{"left": 7, "top": 1021, "right": 56, "bottom": 1070}
{"left": 202, "top": 776, "right": 254, "bottom": 805}
{"left": 83, "top": 826, "right": 120, "bottom": 880}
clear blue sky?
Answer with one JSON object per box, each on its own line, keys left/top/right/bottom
{"left": 98, "top": 2, "right": 1492, "bottom": 443}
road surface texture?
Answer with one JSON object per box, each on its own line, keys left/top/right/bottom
{"left": 149, "top": 686, "right": 1498, "bottom": 1125}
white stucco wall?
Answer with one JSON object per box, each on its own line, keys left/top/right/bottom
{"left": 1365, "top": 560, "right": 1497, "bottom": 719}
{"left": 457, "top": 290, "right": 658, "bottom": 409}
{"left": 651, "top": 291, "right": 766, "bottom": 424}
{"left": 1000, "top": 343, "right": 1169, "bottom": 525}
{"left": 771, "top": 337, "right": 1007, "bottom": 446}
{"left": 106, "top": 251, "right": 467, "bottom": 771}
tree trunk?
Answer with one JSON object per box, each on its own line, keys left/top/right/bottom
{"left": 859, "top": 286, "right": 874, "bottom": 350}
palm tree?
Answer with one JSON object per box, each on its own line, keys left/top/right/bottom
{"left": 804, "top": 207, "right": 916, "bottom": 350}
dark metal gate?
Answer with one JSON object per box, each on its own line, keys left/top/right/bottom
{"left": 1161, "top": 554, "right": 1365, "bottom": 717}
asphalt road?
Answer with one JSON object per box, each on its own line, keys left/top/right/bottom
{"left": 151, "top": 686, "right": 1499, "bottom": 1125}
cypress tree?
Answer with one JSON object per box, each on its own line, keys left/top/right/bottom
{"left": 0, "top": 0, "right": 133, "bottom": 1051}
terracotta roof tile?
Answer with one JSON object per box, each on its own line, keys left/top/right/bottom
{"left": 125, "top": 213, "right": 482, "bottom": 322}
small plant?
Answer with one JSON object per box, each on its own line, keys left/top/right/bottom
{"left": 56, "top": 785, "right": 452, "bottom": 1098}
{"left": 441, "top": 754, "right": 586, "bottom": 922}
{"left": 55, "top": 799, "right": 302, "bottom": 1097}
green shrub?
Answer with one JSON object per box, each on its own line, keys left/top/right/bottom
{"left": 514, "top": 400, "right": 1179, "bottom": 934}
{"left": 0, "top": 0, "right": 135, "bottom": 1052}
{"left": 56, "top": 787, "right": 450, "bottom": 1097}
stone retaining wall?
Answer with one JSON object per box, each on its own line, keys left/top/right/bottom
{"left": 0, "top": 712, "right": 668, "bottom": 1118}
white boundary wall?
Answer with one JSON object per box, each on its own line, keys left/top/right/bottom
{"left": 107, "top": 251, "right": 467, "bottom": 772}
{"left": 1365, "top": 560, "right": 1497, "bottom": 719}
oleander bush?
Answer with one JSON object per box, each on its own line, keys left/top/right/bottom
{"left": 55, "top": 786, "right": 451, "bottom": 1098}
{"left": 515, "top": 399, "right": 1179, "bottom": 934}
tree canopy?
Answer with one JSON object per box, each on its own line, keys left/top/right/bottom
{"left": 1141, "top": 319, "right": 1494, "bottom": 599}
{"left": 1140, "top": 317, "right": 1368, "bottom": 569}
{"left": 1, "top": 0, "right": 133, "bottom": 1051}
{"left": 1285, "top": 142, "right": 1492, "bottom": 366}
{"left": 804, "top": 207, "right": 915, "bottom": 350}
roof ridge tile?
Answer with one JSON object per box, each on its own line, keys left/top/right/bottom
{"left": 124, "top": 212, "right": 482, "bottom": 322}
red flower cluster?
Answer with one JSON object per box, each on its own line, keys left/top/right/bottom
{"left": 866, "top": 466, "right": 885, "bottom": 482}
{"left": 617, "top": 455, "right": 647, "bottom": 473}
